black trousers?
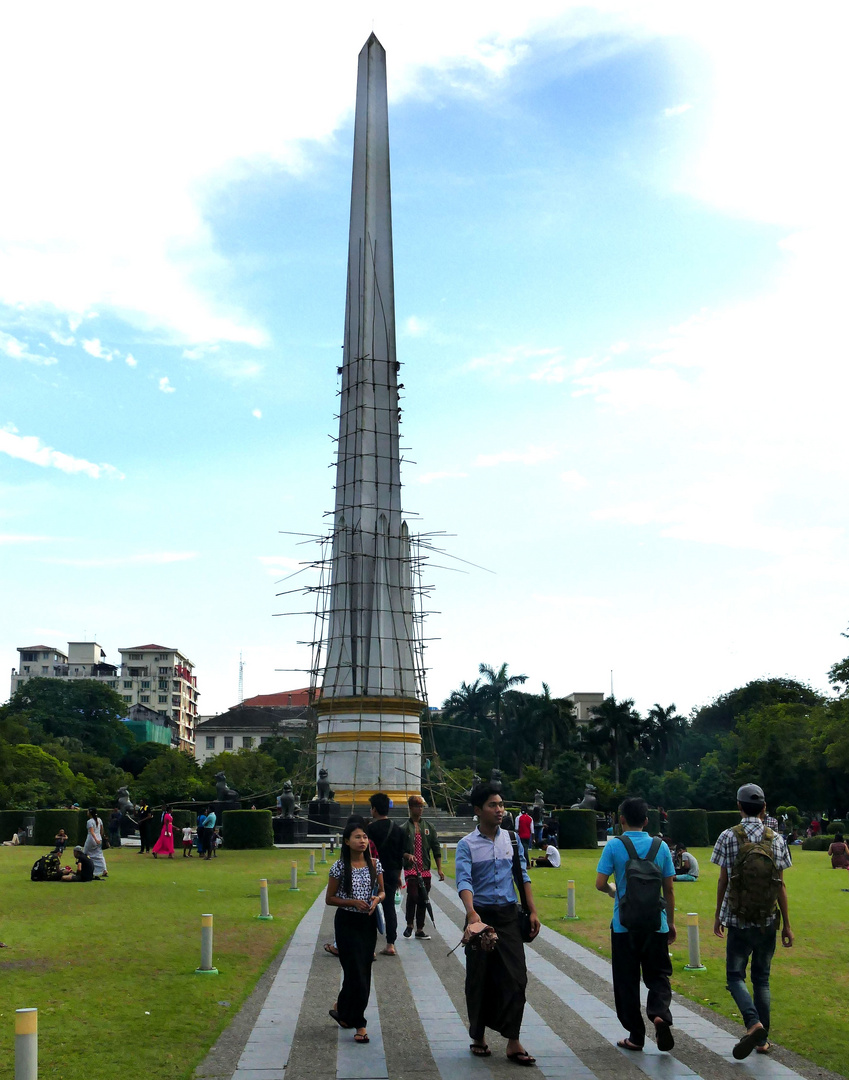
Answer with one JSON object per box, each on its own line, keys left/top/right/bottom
{"left": 138, "top": 823, "right": 152, "bottom": 852}
{"left": 405, "top": 874, "right": 431, "bottom": 930}
{"left": 465, "top": 903, "right": 527, "bottom": 1041}
{"left": 381, "top": 871, "right": 399, "bottom": 945}
{"left": 334, "top": 908, "right": 378, "bottom": 1029}
{"left": 610, "top": 929, "right": 673, "bottom": 1045}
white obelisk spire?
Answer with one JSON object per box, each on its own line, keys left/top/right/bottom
{"left": 315, "top": 34, "right": 423, "bottom": 805}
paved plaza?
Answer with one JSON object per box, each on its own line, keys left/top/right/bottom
{"left": 195, "top": 878, "right": 836, "bottom": 1080}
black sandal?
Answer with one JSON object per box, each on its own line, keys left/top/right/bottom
{"left": 470, "top": 1043, "right": 491, "bottom": 1057}
{"left": 507, "top": 1050, "right": 536, "bottom": 1065}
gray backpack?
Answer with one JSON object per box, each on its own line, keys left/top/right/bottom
{"left": 617, "top": 835, "right": 666, "bottom": 932}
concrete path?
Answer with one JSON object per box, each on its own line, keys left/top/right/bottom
{"left": 196, "top": 879, "right": 837, "bottom": 1080}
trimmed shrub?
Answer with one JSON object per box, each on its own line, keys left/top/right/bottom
{"left": 0, "top": 810, "right": 29, "bottom": 843}
{"left": 827, "top": 820, "right": 846, "bottom": 834}
{"left": 707, "top": 810, "right": 741, "bottom": 844}
{"left": 646, "top": 809, "right": 660, "bottom": 836}
{"left": 170, "top": 809, "right": 197, "bottom": 830}
{"left": 801, "top": 836, "right": 832, "bottom": 851}
{"left": 221, "top": 810, "right": 273, "bottom": 849}
{"left": 666, "top": 808, "right": 709, "bottom": 847}
{"left": 33, "top": 809, "right": 85, "bottom": 847}
{"left": 556, "top": 810, "right": 598, "bottom": 849}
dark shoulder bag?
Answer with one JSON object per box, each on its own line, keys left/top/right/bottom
{"left": 509, "top": 831, "right": 534, "bottom": 942}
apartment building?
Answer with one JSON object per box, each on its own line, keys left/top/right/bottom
{"left": 11, "top": 640, "right": 199, "bottom": 751}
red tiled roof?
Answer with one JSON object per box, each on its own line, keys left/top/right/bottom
{"left": 233, "top": 688, "right": 318, "bottom": 710}
{"left": 18, "top": 645, "right": 65, "bottom": 652}
{"left": 120, "top": 644, "right": 172, "bottom": 651}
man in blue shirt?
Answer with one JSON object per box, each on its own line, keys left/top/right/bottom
{"left": 596, "top": 797, "right": 677, "bottom": 1053}
{"left": 456, "top": 781, "right": 540, "bottom": 1066}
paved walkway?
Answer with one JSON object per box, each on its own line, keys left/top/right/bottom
{"left": 196, "top": 879, "right": 836, "bottom": 1080}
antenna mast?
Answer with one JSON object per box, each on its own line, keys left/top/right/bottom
{"left": 238, "top": 651, "right": 245, "bottom": 704}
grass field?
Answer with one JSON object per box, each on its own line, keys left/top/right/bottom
{"left": 0, "top": 845, "right": 327, "bottom": 1080}
{"left": 530, "top": 846, "right": 849, "bottom": 1077}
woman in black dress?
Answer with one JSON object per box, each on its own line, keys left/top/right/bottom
{"left": 325, "top": 820, "right": 384, "bottom": 1043}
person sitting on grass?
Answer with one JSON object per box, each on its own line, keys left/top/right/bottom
{"left": 673, "top": 844, "right": 700, "bottom": 881}
{"left": 54, "top": 829, "right": 69, "bottom": 853}
{"left": 2, "top": 824, "right": 27, "bottom": 846}
{"left": 532, "top": 842, "right": 561, "bottom": 868}
{"left": 827, "top": 833, "right": 849, "bottom": 870}
{"left": 61, "top": 846, "right": 95, "bottom": 882}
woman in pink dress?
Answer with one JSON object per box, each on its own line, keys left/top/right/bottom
{"left": 152, "top": 808, "right": 175, "bottom": 858}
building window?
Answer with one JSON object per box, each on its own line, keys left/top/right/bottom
{"left": 159, "top": 667, "right": 169, "bottom": 675}
{"left": 172, "top": 680, "right": 180, "bottom": 690}
{"left": 21, "top": 652, "right": 37, "bottom": 662}
{"left": 260, "top": 736, "right": 270, "bottom": 744}
{"left": 108, "top": 681, "right": 118, "bottom": 688}
{"left": 123, "top": 695, "right": 132, "bottom": 703}
{"left": 141, "top": 680, "right": 150, "bottom": 689}
{"left": 140, "top": 695, "right": 149, "bottom": 703}
{"left": 41, "top": 666, "right": 48, "bottom": 673}
{"left": 171, "top": 696, "right": 180, "bottom": 706}
{"left": 206, "top": 736, "right": 216, "bottom": 749}
{"left": 129, "top": 653, "right": 143, "bottom": 659}
{"left": 224, "top": 736, "right": 233, "bottom": 750}
{"left": 158, "top": 695, "right": 167, "bottom": 704}
{"left": 242, "top": 736, "right": 253, "bottom": 748}
{"left": 124, "top": 681, "right": 133, "bottom": 689}
{"left": 23, "top": 666, "right": 30, "bottom": 673}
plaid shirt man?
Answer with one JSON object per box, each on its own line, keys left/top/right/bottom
{"left": 711, "top": 817, "right": 792, "bottom": 928}
{"left": 764, "top": 814, "right": 779, "bottom": 830}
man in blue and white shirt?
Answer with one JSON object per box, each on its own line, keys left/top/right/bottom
{"left": 712, "top": 783, "right": 793, "bottom": 1060}
{"left": 456, "top": 781, "right": 540, "bottom": 1066}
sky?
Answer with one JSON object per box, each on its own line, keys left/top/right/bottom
{"left": 2, "top": 2, "right": 848, "bottom": 723}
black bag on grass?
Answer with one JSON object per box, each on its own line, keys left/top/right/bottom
{"left": 31, "top": 852, "right": 63, "bottom": 881}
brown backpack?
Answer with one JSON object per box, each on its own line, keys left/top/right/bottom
{"left": 727, "top": 825, "right": 782, "bottom": 924}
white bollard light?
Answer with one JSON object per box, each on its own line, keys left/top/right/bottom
{"left": 320, "top": 844, "right": 327, "bottom": 864}
{"left": 15, "top": 1008, "right": 37, "bottom": 1080}
{"left": 257, "top": 878, "right": 273, "bottom": 920}
{"left": 563, "top": 879, "right": 579, "bottom": 920}
{"left": 683, "top": 912, "right": 707, "bottom": 971}
{"left": 289, "top": 861, "right": 300, "bottom": 891}
{"left": 306, "top": 851, "right": 317, "bottom": 875}
{"left": 195, "top": 913, "right": 219, "bottom": 975}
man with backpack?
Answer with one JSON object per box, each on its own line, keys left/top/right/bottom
{"left": 595, "top": 797, "right": 677, "bottom": 1053}
{"left": 711, "top": 782, "right": 793, "bottom": 1059}
{"left": 367, "top": 792, "right": 406, "bottom": 956}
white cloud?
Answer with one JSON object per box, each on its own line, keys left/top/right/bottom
{"left": 0, "top": 533, "right": 53, "bottom": 544}
{"left": 663, "top": 103, "right": 692, "bottom": 117}
{"left": 82, "top": 338, "right": 111, "bottom": 360}
{"left": 41, "top": 551, "right": 196, "bottom": 567}
{"left": 49, "top": 330, "right": 75, "bottom": 347}
{"left": 252, "top": 408, "right": 262, "bottom": 419}
{"left": 158, "top": 376, "right": 175, "bottom": 393}
{"left": 403, "top": 315, "right": 429, "bottom": 337}
{"left": 417, "top": 470, "right": 469, "bottom": 484}
{"left": 475, "top": 446, "right": 556, "bottom": 468}
{"left": 1, "top": 330, "right": 58, "bottom": 366}
{"left": 560, "top": 470, "right": 588, "bottom": 490}
{"left": 0, "top": 424, "right": 124, "bottom": 480}
{"left": 257, "top": 554, "right": 307, "bottom": 578}
{"left": 125, "top": 353, "right": 137, "bottom": 367}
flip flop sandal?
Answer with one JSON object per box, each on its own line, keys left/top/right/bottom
{"left": 616, "top": 1040, "right": 643, "bottom": 1052}
{"left": 733, "top": 1028, "right": 765, "bottom": 1060}
{"left": 324, "top": 943, "right": 339, "bottom": 956}
{"left": 756, "top": 1043, "right": 772, "bottom": 1054}
{"left": 354, "top": 1033, "right": 370, "bottom": 1044}
{"left": 328, "top": 1009, "right": 351, "bottom": 1029}
{"left": 506, "top": 1050, "right": 536, "bottom": 1065}
{"left": 470, "top": 1043, "right": 491, "bottom": 1057}
{"left": 654, "top": 1021, "right": 675, "bottom": 1052}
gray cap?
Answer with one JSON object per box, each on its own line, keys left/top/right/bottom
{"left": 737, "top": 783, "right": 765, "bottom": 805}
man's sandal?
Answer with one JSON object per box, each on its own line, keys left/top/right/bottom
{"left": 733, "top": 1026, "right": 765, "bottom": 1060}
{"left": 324, "top": 943, "right": 339, "bottom": 956}
{"left": 756, "top": 1043, "right": 772, "bottom": 1054}
{"left": 506, "top": 1050, "right": 536, "bottom": 1065}
{"left": 616, "top": 1039, "right": 643, "bottom": 1051}
{"left": 354, "top": 1033, "right": 370, "bottom": 1044}
{"left": 470, "top": 1043, "right": 491, "bottom": 1057}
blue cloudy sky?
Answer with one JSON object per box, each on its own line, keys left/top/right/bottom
{"left": 2, "top": 2, "right": 847, "bottom": 720}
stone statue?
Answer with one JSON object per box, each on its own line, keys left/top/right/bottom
{"left": 278, "top": 780, "right": 296, "bottom": 819}
{"left": 571, "top": 784, "right": 598, "bottom": 810}
{"left": 316, "top": 768, "right": 334, "bottom": 803}
{"left": 116, "top": 786, "right": 136, "bottom": 818}
{"left": 462, "top": 773, "right": 482, "bottom": 801}
{"left": 489, "top": 768, "right": 502, "bottom": 793}
{"left": 533, "top": 789, "right": 545, "bottom": 809}
{"left": 214, "top": 772, "right": 240, "bottom": 802}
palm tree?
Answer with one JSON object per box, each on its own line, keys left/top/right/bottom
{"left": 642, "top": 703, "right": 685, "bottom": 771}
{"left": 441, "top": 679, "right": 488, "bottom": 771}
{"left": 587, "top": 695, "right": 641, "bottom": 786}
{"left": 479, "top": 662, "right": 528, "bottom": 770}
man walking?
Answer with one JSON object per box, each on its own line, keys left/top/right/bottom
{"left": 367, "top": 792, "right": 405, "bottom": 956}
{"left": 456, "top": 781, "right": 539, "bottom": 1065}
{"left": 712, "top": 783, "right": 793, "bottom": 1059}
{"left": 517, "top": 806, "right": 534, "bottom": 865}
{"left": 596, "top": 797, "right": 677, "bottom": 1053}
{"left": 201, "top": 806, "right": 217, "bottom": 860}
{"left": 400, "top": 795, "right": 444, "bottom": 940}
{"left": 135, "top": 801, "right": 153, "bottom": 854}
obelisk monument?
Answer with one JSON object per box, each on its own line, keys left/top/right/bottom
{"left": 314, "top": 34, "right": 424, "bottom": 806}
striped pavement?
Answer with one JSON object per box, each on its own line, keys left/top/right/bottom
{"left": 196, "top": 878, "right": 835, "bottom": 1080}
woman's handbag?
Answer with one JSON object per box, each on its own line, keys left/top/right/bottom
{"left": 509, "top": 832, "right": 534, "bottom": 942}
{"left": 372, "top": 880, "right": 385, "bottom": 935}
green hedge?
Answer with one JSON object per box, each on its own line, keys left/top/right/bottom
{"left": 646, "top": 809, "right": 660, "bottom": 835}
{"left": 827, "top": 820, "right": 846, "bottom": 834}
{"left": 221, "top": 810, "right": 273, "bottom": 849}
{"left": 33, "top": 809, "right": 85, "bottom": 847}
{"left": 707, "top": 810, "right": 740, "bottom": 844}
{"left": 169, "top": 809, "right": 196, "bottom": 830}
{"left": 801, "top": 836, "right": 832, "bottom": 851}
{"left": 666, "top": 808, "right": 709, "bottom": 847}
{"left": 556, "top": 809, "right": 598, "bottom": 849}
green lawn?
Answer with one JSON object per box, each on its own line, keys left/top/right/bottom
{"left": 0, "top": 845, "right": 327, "bottom": 1080}
{"left": 529, "top": 846, "right": 849, "bottom": 1077}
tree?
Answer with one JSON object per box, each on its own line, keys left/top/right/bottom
{"left": 200, "top": 748, "right": 280, "bottom": 801}
{"left": 137, "top": 749, "right": 204, "bottom": 805}
{"left": 478, "top": 662, "right": 527, "bottom": 770}
{"left": 690, "top": 678, "right": 824, "bottom": 735}
{"left": 586, "top": 696, "right": 641, "bottom": 786}
{"left": 441, "top": 679, "right": 489, "bottom": 771}
{"left": 0, "top": 744, "right": 77, "bottom": 809}
{"left": 117, "top": 741, "right": 171, "bottom": 778}
{"left": 641, "top": 703, "right": 685, "bottom": 772}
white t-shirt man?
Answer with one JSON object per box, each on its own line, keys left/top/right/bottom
{"left": 535, "top": 844, "right": 560, "bottom": 867}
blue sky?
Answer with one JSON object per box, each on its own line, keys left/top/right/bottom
{"left": 2, "top": 3, "right": 847, "bottom": 721}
